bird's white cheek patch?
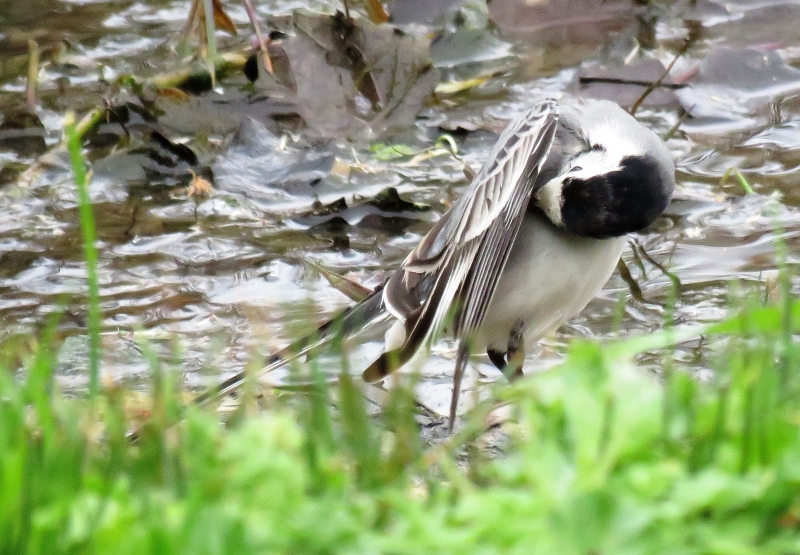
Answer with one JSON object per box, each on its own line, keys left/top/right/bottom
{"left": 535, "top": 178, "right": 564, "bottom": 227}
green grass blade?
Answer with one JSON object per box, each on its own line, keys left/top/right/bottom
{"left": 64, "top": 112, "right": 101, "bottom": 399}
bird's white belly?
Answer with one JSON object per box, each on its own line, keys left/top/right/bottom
{"left": 475, "top": 212, "right": 626, "bottom": 351}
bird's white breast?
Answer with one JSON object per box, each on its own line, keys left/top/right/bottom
{"left": 475, "top": 211, "right": 626, "bottom": 352}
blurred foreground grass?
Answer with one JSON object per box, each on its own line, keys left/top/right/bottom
{"left": 3, "top": 293, "right": 800, "bottom": 554}
{"left": 2, "top": 116, "right": 800, "bottom": 554}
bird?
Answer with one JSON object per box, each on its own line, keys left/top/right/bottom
{"left": 194, "top": 97, "right": 676, "bottom": 430}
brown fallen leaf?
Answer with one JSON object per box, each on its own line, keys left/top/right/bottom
{"left": 358, "top": 0, "right": 390, "bottom": 24}
{"left": 182, "top": 0, "right": 238, "bottom": 40}
{"left": 211, "top": 0, "right": 238, "bottom": 36}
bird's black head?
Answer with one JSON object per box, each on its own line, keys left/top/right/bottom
{"left": 559, "top": 154, "right": 674, "bottom": 239}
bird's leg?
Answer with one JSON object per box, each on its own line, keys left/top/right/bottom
{"left": 503, "top": 320, "right": 525, "bottom": 382}
{"left": 448, "top": 340, "right": 472, "bottom": 433}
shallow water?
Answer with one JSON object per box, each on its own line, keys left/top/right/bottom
{"left": 1, "top": 0, "right": 799, "bottom": 415}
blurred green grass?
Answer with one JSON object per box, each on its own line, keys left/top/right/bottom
{"left": 2, "top": 114, "right": 800, "bottom": 555}
{"left": 3, "top": 293, "right": 800, "bottom": 554}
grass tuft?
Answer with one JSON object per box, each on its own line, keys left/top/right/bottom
{"left": 2, "top": 291, "right": 800, "bottom": 553}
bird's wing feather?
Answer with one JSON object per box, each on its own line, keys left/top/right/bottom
{"left": 364, "top": 100, "right": 558, "bottom": 382}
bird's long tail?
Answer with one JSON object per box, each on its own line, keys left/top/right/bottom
{"left": 192, "top": 289, "right": 388, "bottom": 406}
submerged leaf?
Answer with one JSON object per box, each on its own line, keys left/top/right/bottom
{"left": 677, "top": 47, "right": 800, "bottom": 120}
{"left": 388, "top": 0, "right": 465, "bottom": 25}
{"left": 0, "top": 110, "right": 47, "bottom": 156}
{"left": 488, "top": 0, "right": 633, "bottom": 42}
{"left": 366, "top": 187, "right": 428, "bottom": 212}
{"left": 212, "top": 117, "right": 334, "bottom": 206}
{"left": 305, "top": 259, "right": 373, "bottom": 302}
{"left": 92, "top": 129, "right": 204, "bottom": 183}
{"left": 252, "top": 11, "right": 439, "bottom": 139}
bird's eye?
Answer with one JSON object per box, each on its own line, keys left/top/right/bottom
{"left": 571, "top": 166, "right": 583, "bottom": 173}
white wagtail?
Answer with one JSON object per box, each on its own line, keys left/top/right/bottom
{"left": 197, "top": 98, "right": 676, "bottom": 429}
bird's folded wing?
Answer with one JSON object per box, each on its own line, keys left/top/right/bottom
{"left": 363, "top": 100, "right": 558, "bottom": 382}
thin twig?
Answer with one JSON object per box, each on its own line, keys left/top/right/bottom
{"left": 26, "top": 39, "right": 40, "bottom": 112}
{"left": 179, "top": 0, "right": 201, "bottom": 42}
{"left": 617, "top": 258, "right": 648, "bottom": 304}
{"left": 634, "top": 239, "right": 682, "bottom": 294}
{"left": 579, "top": 76, "right": 686, "bottom": 89}
{"left": 630, "top": 37, "right": 694, "bottom": 116}
{"left": 663, "top": 108, "right": 692, "bottom": 141}
{"left": 243, "top": 0, "right": 273, "bottom": 74}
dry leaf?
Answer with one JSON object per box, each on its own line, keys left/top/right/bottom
{"left": 212, "top": 0, "right": 238, "bottom": 36}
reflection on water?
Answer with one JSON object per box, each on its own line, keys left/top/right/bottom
{"left": 1, "top": 0, "right": 799, "bottom": 413}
